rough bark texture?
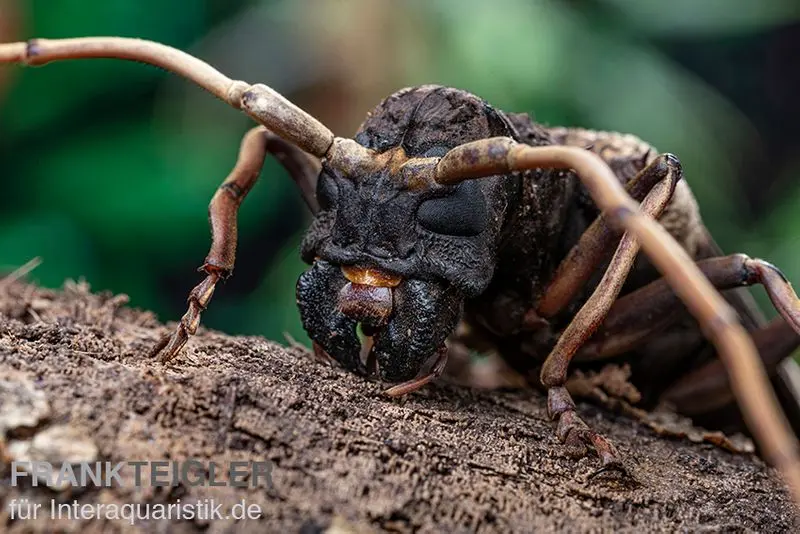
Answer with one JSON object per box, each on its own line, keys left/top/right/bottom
{"left": 0, "top": 280, "right": 796, "bottom": 533}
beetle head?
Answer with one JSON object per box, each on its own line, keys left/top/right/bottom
{"left": 296, "top": 86, "right": 520, "bottom": 382}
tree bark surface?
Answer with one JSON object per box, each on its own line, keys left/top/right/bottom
{"left": 0, "top": 280, "right": 796, "bottom": 533}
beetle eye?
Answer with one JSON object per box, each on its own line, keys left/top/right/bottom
{"left": 417, "top": 181, "right": 488, "bottom": 236}
{"left": 316, "top": 171, "right": 338, "bottom": 211}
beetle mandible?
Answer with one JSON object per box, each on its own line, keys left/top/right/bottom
{"left": 2, "top": 37, "right": 800, "bottom": 503}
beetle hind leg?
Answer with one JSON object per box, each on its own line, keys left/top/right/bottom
{"left": 578, "top": 254, "right": 800, "bottom": 363}
{"left": 571, "top": 253, "right": 800, "bottom": 438}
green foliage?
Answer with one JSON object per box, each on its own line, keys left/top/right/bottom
{"left": 1, "top": 0, "right": 798, "bottom": 346}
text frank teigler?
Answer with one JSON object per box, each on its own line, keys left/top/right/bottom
{"left": 7, "top": 459, "right": 274, "bottom": 524}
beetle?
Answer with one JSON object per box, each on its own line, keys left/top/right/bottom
{"left": 2, "top": 37, "right": 800, "bottom": 501}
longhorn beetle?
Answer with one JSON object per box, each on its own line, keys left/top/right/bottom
{"left": 2, "top": 37, "right": 800, "bottom": 503}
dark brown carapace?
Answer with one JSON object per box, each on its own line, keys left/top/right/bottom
{"left": 3, "top": 37, "right": 800, "bottom": 504}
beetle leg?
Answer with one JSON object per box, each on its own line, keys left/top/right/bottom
{"left": 578, "top": 254, "right": 800, "bottom": 361}
{"left": 537, "top": 153, "right": 678, "bottom": 318}
{"left": 663, "top": 316, "right": 799, "bottom": 414}
{"left": 152, "top": 126, "right": 320, "bottom": 362}
{"left": 547, "top": 386, "right": 621, "bottom": 466}
{"left": 578, "top": 253, "right": 800, "bottom": 419}
{"left": 534, "top": 157, "right": 680, "bottom": 465}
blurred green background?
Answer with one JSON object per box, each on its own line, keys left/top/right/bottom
{"left": 1, "top": 0, "right": 798, "bottom": 347}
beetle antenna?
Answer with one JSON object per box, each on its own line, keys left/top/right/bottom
{"left": 0, "top": 37, "right": 335, "bottom": 158}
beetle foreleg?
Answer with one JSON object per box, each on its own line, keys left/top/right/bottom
{"left": 547, "top": 386, "right": 621, "bottom": 468}
{"left": 537, "top": 153, "right": 679, "bottom": 318}
{"left": 535, "top": 155, "right": 680, "bottom": 465}
{"left": 152, "top": 126, "right": 320, "bottom": 362}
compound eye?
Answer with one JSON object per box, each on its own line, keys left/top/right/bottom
{"left": 316, "top": 171, "right": 338, "bottom": 211}
{"left": 417, "top": 181, "right": 488, "bottom": 237}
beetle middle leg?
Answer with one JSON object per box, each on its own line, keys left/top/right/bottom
{"left": 575, "top": 254, "right": 800, "bottom": 414}
{"left": 579, "top": 254, "right": 800, "bottom": 363}
{"left": 664, "top": 316, "right": 799, "bottom": 415}
{"left": 152, "top": 126, "right": 320, "bottom": 362}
